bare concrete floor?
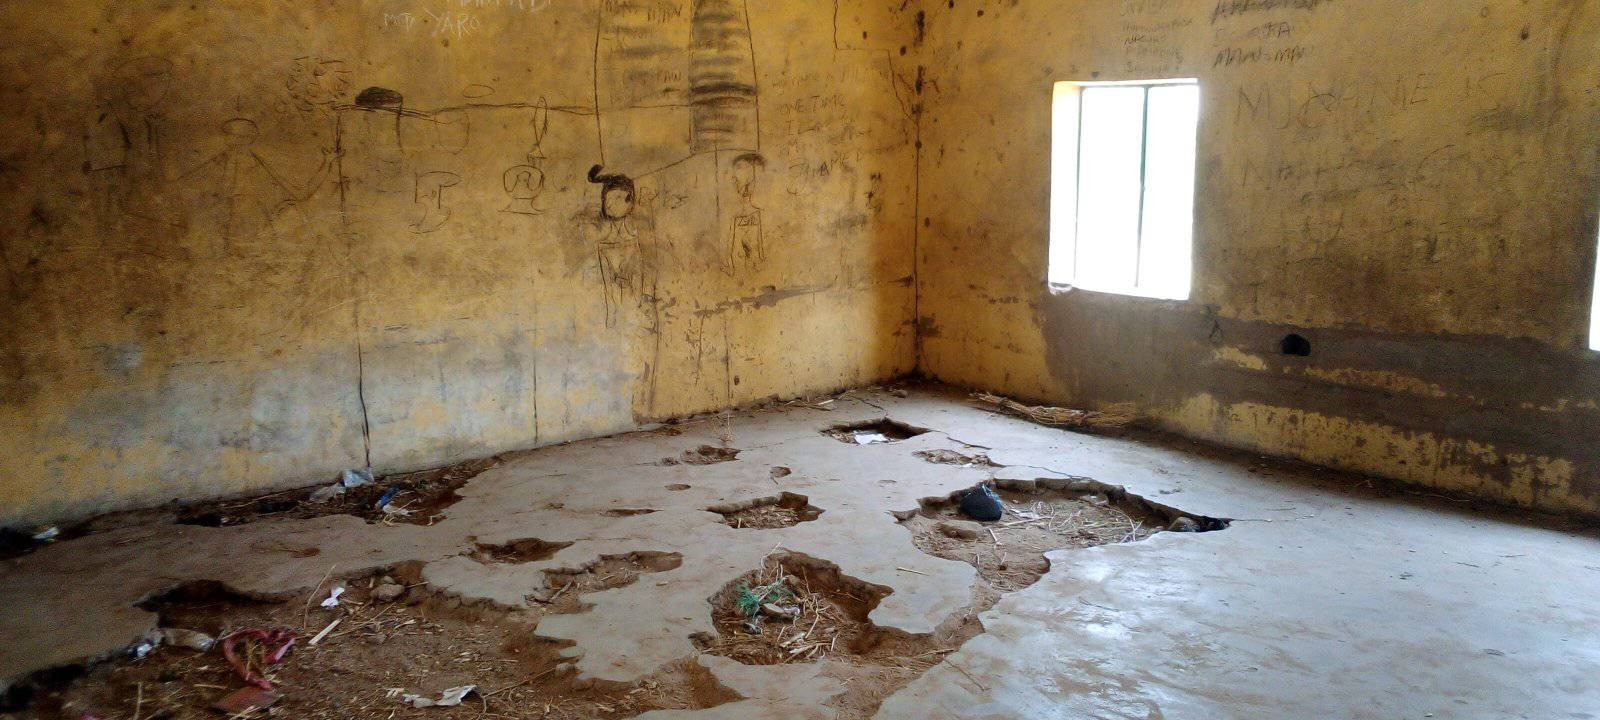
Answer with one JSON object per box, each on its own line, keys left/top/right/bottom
{"left": 3, "top": 385, "right": 1599, "bottom": 718}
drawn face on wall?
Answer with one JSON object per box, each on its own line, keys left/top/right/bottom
{"left": 286, "top": 57, "right": 351, "bottom": 112}
{"left": 731, "top": 153, "right": 765, "bottom": 200}
{"left": 603, "top": 185, "right": 635, "bottom": 220}
{"left": 107, "top": 56, "right": 174, "bottom": 114}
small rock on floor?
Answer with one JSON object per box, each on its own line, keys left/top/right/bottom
{"left": 938, "top": 519, "right": 985, "bottom": 539}
{"left": 373, "top": 582, "right": 407, "bottom": 602}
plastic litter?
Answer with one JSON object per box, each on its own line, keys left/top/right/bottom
{"left": 853, "top": 432, "right": 890, "bottom": 444}
{"left": 374, "top": 486, "right": 402, "bottom": 511}
{"left": 31, "top": 525, "right": 59, "bottom": 542}
{"left": 341, "top": 468, "right": 375, "bottom": 488}
{"left": 309, "top": 484, "right": 347, "bottom": 503}
{"left": 219, "top": 628, "right": 298, "bottom": 689}
{"left": 958, "top": 485, "right": 1004, "bottom": 522}
{"left": 130, "top": 640, "right": 156, "bottom": 660}
{"left": 160, "top": 627, "right": 216, "bottom": 652}
{"left": 395, "top": 685, "right": 477, "bottom": 708}
{"left": 320, "top": 586, "right": 345, "bottom": 608}
{"left": 761, "top": 603, "right": 800, "bottom": 621}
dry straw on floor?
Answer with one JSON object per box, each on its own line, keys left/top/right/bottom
{"left": 970, "top": 392, "right": 1136, "bottom": 430}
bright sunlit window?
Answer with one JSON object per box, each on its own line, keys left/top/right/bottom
{"left": 1050, "top": 79, "right": 1199, "bottom": 300}
{"left": 1591, "top": 226, "right": 1600, "bottom": 351}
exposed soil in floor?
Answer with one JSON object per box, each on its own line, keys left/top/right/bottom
{"left": 691, "top": 553, "right": 995, "bottom": 720}
{"left": 469, "top": 538, "right": 574, "bottom": 565}
{"left": 693, "top": 553, "right": 889, "bottom": 665}
{"left": 172, "top": 454, "right": 522, "bottom": 529}
{"left": 17, "top": 571, "right": 737, "bottom": 720}
{"left": 533, "top": 552, "right": 684, "bottom": 614}
{"left": 914, "top": 449, "right": 999, "bottom": 467}
{"left": 707, "top": 493, "right": 823, "bottom": 529}
{"left": 659, "top": 445, "right": 740, "bottom": 466}
{"left": 824, "top": 419, "right": 929, "bottom": 444}
{"left": 898, "top": 481, "right": 1176, "bottom": 592}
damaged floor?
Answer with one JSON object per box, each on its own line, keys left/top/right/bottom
{"left": 2, "top": 386, "right": 1599, "bottom": 719}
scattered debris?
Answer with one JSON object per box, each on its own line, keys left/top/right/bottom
{"left": 31, "top": 525, "right": 60, "bottom": 542}
{"left": 219, "top": 628, "right": 297, "bottom": 689}
{"left": 319, "top": 586, "right": 345, "bottom": 608}
{"left": 696, "top": 553, "right": 890, "bottom": 666}
{"left": 761, "top": 602, "right": 800, "bottom": 621}
{"left": 373, "top": 486, "right": 402, "bottom": 512}
{"left": 958, "top": 485, "right": 1004, "bottom": 522}
{"left": 307, "top": 617, "right": 340, "bottom": 646}
{"left": 158, "top": 628, "right": 215, "bottom": 652}
{"left": 211, "top": 686, "right": 281, "bottom": 715}
{"left": 663, "top": 445, "right": 741, "bottom": 465}
{"left": 971, "top": 392, "right": 1137, "bottom": 430}
{"left": 708, "top": 493, "right": 823, "bottom": 529}
{"left": 825, "top": 419, "right": 930, "bottom": 445}
{"left": 173, "top": 453, "right": 510, "bottom": 528}
{"left": 901, "top": 478, "right": 1225, "bottom": 593}
{"left": 397, "top": 684, "right": 476, "bottom": 708}
{"left": 915, "top": 449, "right": 999, "bottom": 467}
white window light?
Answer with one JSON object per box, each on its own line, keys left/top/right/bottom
{"left": 1050, "top": 79, "right": 1199, "bottom": 301}
{"left": 1591, "top": 222, "right": 1600, "bottom": 351}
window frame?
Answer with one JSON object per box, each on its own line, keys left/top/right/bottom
{"left": 1050, "top": 78, "right": 1199, "bottom": 301}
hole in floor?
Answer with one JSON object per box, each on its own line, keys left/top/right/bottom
{"left": 665, "top": 484, "right": 692, "bottom": 491}
{"left": 914, "top": 449, "right": 999, "bottom": 467}
{"left": 692, "top": 552, "right": 892, "bottom": 665}
{"left": 707, "top": 492, "right": 823, "bottom": 529}
{"left": 898, "top": 478, "right": 1228, "bottom": 592}
{"left": 530, "top": 551, "right": 685, "bottom": 613}
{"left": 824, "top": 419, "right": 929, "bottom": 445}
{"left": 470, "top": 538, "right": 574, "bottom": 564}
{"left": 22, "top": 566, "right": 741, "bottom": 720}
{"left": 601, "top": 508, "right": 658, "bottom": 517}
{"left": 660, "top": 445, "right": 740, "bottom": 466}
{"left": 171, "top": 453, "right": 513, "bottom": 529}
{"left": 1281, "top": 333, "right": 1312, "bottom": 356}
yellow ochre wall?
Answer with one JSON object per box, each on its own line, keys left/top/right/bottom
{"left": 0, "top": 0, "right": 921, "bottom": 525}
{"left": 918, "top": 0, "right": 1600, "bottom": 516}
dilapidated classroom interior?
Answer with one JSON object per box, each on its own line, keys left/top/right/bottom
{"left": 2, "top": 1, "right": 1599, "bottom": 718}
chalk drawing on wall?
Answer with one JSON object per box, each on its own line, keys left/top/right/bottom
{"left": 501, "top": 98, "right": 550, "bottom": 215}
{"left": 726, "top": 152, "right": 765, "bottom": 273}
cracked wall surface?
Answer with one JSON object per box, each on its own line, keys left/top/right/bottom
{"left": 0, "top": 0, "right": 921, "bottom": 526}
{"left": 915, "top": 0, "right": 1600, "bottom": 516}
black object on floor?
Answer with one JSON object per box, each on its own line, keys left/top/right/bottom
{"left": 959, "top": 485, "right": 1004, "bottom": 522}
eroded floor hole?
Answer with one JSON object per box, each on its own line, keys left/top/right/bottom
{"left": 665, "top": 484, "right": 692, "bottom": 491}
{"left": 898, "top": 478, "right": 1227, "bottom": 592}
{"left": 24, "top": 566, "right": 741, "bottom": 720}
{"left": 530, "top": 551, "right": 685, "bottom": 613}
{"left": 825, "top": 419, "right": 930, "bottom": 445}
{"left": 692, "top": 553, "right": 891, "bottom": 665}
{"left": 914, "top": 449, "right": 999, "bottom": 467}
{"left": 601, "top": 508, "right": 658, "bottom": 517}
{"left": 172, "top": 453, "right": 516, "bottom": 529}
{"left": 661, "top": 445, "right": 740, "bottom": 466}
{"left": 708, "top": 493, "right": 823, "bottom": 529}
{"left": 470, "top": 537, "right": 574, "bottom": 564}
